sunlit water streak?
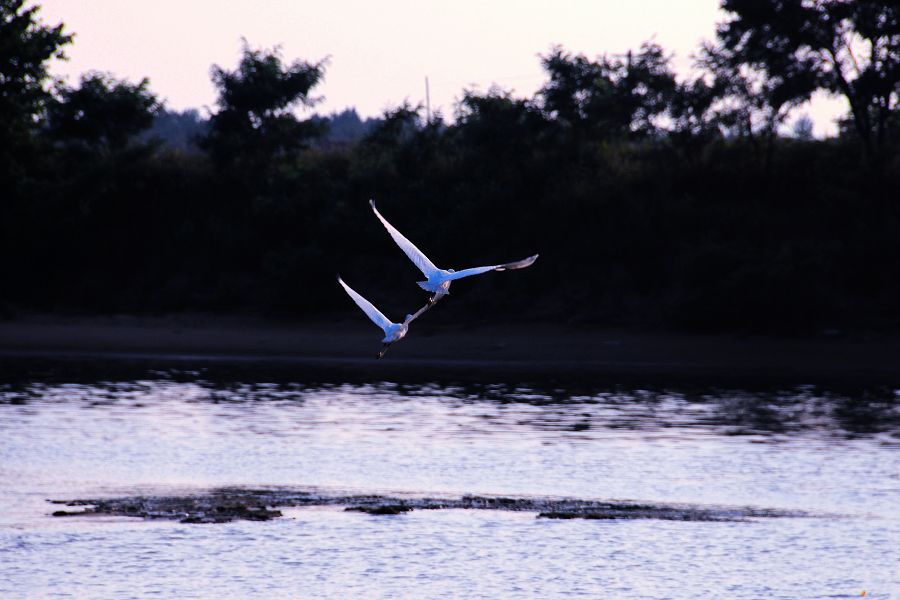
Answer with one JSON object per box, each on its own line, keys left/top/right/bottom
{"left": 0, "top": 375, "right": 898, "bottom": 599}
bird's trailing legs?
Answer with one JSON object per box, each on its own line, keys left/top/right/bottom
{"left": 377, "top": 343, "right": 391, "bottom": 359}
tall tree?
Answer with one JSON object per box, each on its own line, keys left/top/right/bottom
{"left": 537, "top": 42, "right": 677, "bottom": 141}
{"left": 358, "top": 102, "right": 421, "bottom": 150}
{"left": 454, "top": 86, "right": 546, "bottom": 152}
{"left": 47, "top": 71, "right": 159, "bottom": 154}
{"left": 697, "top": 38, "right": 816, "bottom": 169}
{"left": 0, "top": 0, "right": 72, "bottom": 177}
{"left": 715, "top": 0, "right": 900, "bottom": 162}
{"left": 202, "top": 41, "right": 327, "bottom": 171}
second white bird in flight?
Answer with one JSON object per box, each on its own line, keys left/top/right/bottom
{"left": 337, "top": 276, "right": 429, "bottom": 358}
{"left": 370, "top": 199, "right": 539, "bottom": 305}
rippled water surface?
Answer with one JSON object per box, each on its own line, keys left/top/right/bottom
{"left": 1, "top": 367, "right": 898, "bottom": 599}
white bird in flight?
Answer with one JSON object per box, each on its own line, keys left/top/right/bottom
{"left": 370, "top": 199, "right": 539, "bottom": 305}
{"left": 337, "top": 275, "right": 429, "bottom": 358}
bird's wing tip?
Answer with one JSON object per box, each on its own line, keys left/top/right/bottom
{"left": 369, "top": 198, "right": 376, "bottom": 209}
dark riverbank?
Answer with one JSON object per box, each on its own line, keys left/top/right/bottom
{"left": 1, "top": 315, "right": 898, "bottom": 385}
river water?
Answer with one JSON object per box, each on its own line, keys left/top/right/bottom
{"left": 0, "top": 367, "right": 898, "bottom": 599}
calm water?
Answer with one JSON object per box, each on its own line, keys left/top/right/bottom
{"left": 0, "top": 370, "right": 898, "bottom": 599}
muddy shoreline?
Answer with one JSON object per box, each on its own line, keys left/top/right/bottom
{"left": 2, "top": 315, "right": 899, "bottom": 384}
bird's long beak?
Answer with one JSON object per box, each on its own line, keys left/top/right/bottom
{"left": 377, "top": 343, "right": 391, "bottom": 359}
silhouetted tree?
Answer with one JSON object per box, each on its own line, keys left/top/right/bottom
{"left": 715, "top": 0, "right": 900, "bottom": 163}
{"left": 454, "top": 87, "right": 547, "bottom": 152}
{"left": 351, "top": 103, "right": 432, "bottom": 198}
{"left": 0, "top": 0, "right": 72, "bottom": 315}
{"left": 697, "top": 38, "right": 815, "bottom": 169}
{"left": 201, "top": 41, "right": 327, "bottom": 172}
{"left": 0, "top": 0, "right": 71, "bottom": 179}
{"left": 359, "top": 102, "right": 421, "bottom": 149}
{"left": 47, "top": 71, "right": 159, "bottom": 154}
{"left": 537, "top": 42, "right": 677, "bottom": 141}
{"left": 667, "top": 77, "right": 720, "bottom": 149}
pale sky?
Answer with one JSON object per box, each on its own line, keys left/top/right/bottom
{"left": 37, "top": 0, "right": 845, "bottom": 135}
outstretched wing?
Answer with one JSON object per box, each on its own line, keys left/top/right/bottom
{"left": 443, "top": 265, "right": 499, "bottom": 281}
{"left": 337, "top": 276, "right": 392, "bottom": 333}
{"left": 493, "top": 253, "right": 539, "bottom": 271}
{"left": 370, "top": 199, "right": 440, "bottom": 278}
{"left": 444, "top": 254, "right": 539, "bottom": 281}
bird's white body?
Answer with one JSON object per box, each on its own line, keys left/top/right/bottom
{"left": 370, "top": 200, "right": 538, "bottom": 303}
{"left": 417, "top": 274, "right": 452, "bottom": 297}
{"left": 381, "top": 321, "right": 409, "bottom": 344}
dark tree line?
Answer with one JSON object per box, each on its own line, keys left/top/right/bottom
{"left": 1, "top": 0, "right": 899, "bottom": 332}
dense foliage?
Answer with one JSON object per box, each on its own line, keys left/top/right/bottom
{"left": 1, "top": 0, "right": 898, "bottom": 332}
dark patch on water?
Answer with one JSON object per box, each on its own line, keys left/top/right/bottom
{"left": 346, "top": 505, "right": 414, "bottom": 515}
{"left": 49, "top": 487, "right": 813, "bottom": 524}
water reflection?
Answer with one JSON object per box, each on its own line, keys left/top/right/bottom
{"left": 1, "top": 374, "right": 897, "bottom": 443}
{"left": 3, "top": 362, "right": 898, "bottom": 600}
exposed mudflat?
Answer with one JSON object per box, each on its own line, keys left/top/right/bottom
{"left": 49, "top": 487, "right": 813, "bottom": 524}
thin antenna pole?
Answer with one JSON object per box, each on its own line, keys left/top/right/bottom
{"left": 425, "top": 76, "right": 431, "bottom": 122}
